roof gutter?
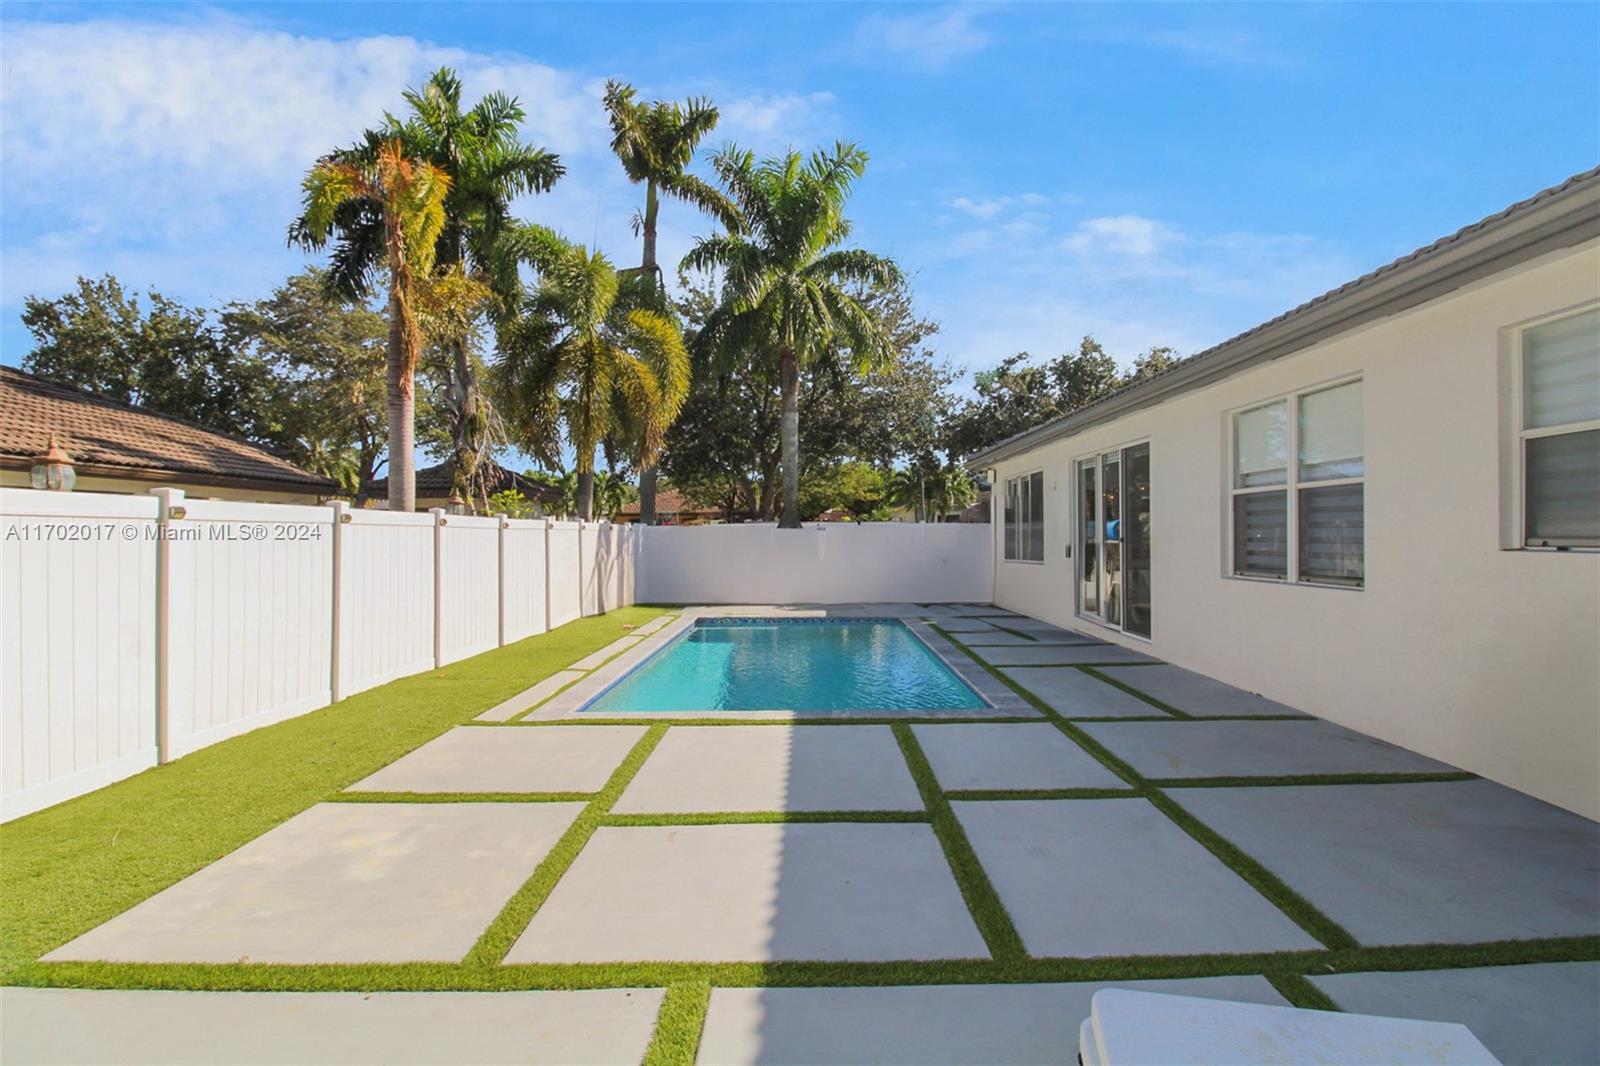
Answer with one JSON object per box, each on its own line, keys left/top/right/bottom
{"left": 965, "top": 169, "right": 1600, "bottom": 470}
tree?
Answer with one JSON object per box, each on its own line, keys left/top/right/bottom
{"left": 495, "top": 231, "right": 689, "bottom": 520}
{"left": 798, "top": 460, "right": 892, "bottom": 521}
{"left": 683, "top": 143, "right": 903, "bottom": 528}
{"left": 944, "top": 337, "right": 1122, "bottom": 458}
{"left": 220, "top": 269, "right": 389, "bottom": 494}
{"left": 603, "top": 81, "right": 736, "bottom": 525}
{"left": 22, "top": 275, "right": 279, "bottom": 445}
{"left": 1125, "top": 345, "right": 1180, "bottom": 384}
{"left": 299, "top": 138, "right": 452, "bottom": 511}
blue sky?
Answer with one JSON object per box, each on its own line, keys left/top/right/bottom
{"left": 3, "top": 2, "right": 1597, "bottom": 397}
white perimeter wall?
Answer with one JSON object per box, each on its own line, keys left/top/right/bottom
{"left": 0, "top": 495, "right": 639, "bottom": 821}
{"left": 987, "top": 242, "right": 1600, "bottom": 820}
{"left": 637, "top": 522, "right": 992, "bottom": 605}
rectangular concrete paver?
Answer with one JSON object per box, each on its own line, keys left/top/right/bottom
{"left": 349, "top": 726, "right": 646, "bottom": 793}
{"left": 952, "top": 799, "right": 1320, "bottom": 957}
{"left": 1176, "top": 780, "right": 1600, "bottom": 944}
{"left": 1000, "top": 667, "right": 1167, "bottom": 718}
{"left": 1310, "top": 962, "right": 1600, "bottom": 1066}
{"left": 911, "top": 723, "right": 1129, "bottom": 791}
{"left": 1079, "top": 719, "right": 1456, "bottom": 779}
{"left": 475, "top": 671, "right": 586, "bottom": 721}
{"left": 958, "top": 632, "right": 1048, "bottom": 647}
{"left": 1095, "top": 664, "right": 1307, "bottom": 717}
{"left": 569, "top": 634, "right": 644, "bottom": 671}
{"left": 976, "top": 644, "right": 1158, "bottom": 666}
{"left": 507, "top": 823, "right": 988, "bottom": 962}
{"left": 0, "top": 987, "right": 663, "bottom": 1066}
{"left": 696, "top": 977, "right": 1286, "bottom": 1065}
{"left": 45, "top": 803, "right": 586, "bottom": 964}
{"left": 613, "top": 726, "right": 923, "bottom": 813}
{"left": 932, "top": 618, "right": 999, "bottom": 633}
{"left": 632, "top": 614, "right": 677, "bottom": 636}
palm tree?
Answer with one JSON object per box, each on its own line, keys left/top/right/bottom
{"left": 683, "top": 143, "right": 903, "bottom": 528}
{"left": 397, "top": 70, "right": 564, "bottom": 502}
{"left": 602, "top": 81, "right": 735, "bottom": 524}
{"left": 299, "top": 139, "right": 451, "bottom": 511}
{"left": 496, "top": 230, "right": 689, "bottom": 520}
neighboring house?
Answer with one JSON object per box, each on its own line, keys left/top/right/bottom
{"left": 363, "top": 459, "right": 561, "bottom": 515}
{"left": 0, "top": 366, "right": 335, "bottom": 503}
{"left": 954, "top": 488, "right": 992, "bottom": 524}
{"left": 616, "top": 489, "right": 725, "bottom": 525}
{"left": 967, "top": 167, "right": 1600, "bottom": 820}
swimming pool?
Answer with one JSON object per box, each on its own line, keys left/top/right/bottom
{"left": 583, "top": 618, "right": 988, "bottom": 712}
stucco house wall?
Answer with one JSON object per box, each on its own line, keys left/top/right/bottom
{"left": 984, "top": 241, "right": 1599, "bottom": 819}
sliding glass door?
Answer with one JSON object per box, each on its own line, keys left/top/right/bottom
{"left": 1076, "top": 443, "right": 1151, "bottom": 638}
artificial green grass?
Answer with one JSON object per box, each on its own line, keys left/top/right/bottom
{"left": 0, "top": 606, "right": 668, "bottom": 984}
{"left": 642, "top": 981, "right": 712, "bottom": 1066}
{"left": 892, "top": 722, "right": 1028, "bottom": 963}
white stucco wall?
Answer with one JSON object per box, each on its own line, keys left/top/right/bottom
{"left": 987, "top": 242, "right": 1600, "bottom": 819}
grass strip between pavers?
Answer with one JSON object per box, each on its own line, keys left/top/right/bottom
{"left": 929, "top": 624, "right": 1360, "bottom": 953}
{"left": 464, "top": 724, "right": 668, "bottom": 968}
{"left": 0, "top": 606, "right": 671, "bottom": 984}
{"left": 25, "top": 936, "right": 1600, "bottom": 993}
{"left": 1266, "top": 971, "right": 1342, "bottom": 1011}
{"left": 601, "top": 810, "right": 930, "bottom": 826}
{"left": 1078, "top": 664, "right": 1191, "bottom": 718}
{"left": 642, "top": 981, "right": 712, "bottom": 1066}
{"left": 891, "top": 722, "right": 1028, "bottom": 963}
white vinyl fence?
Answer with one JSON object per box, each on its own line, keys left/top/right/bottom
{"left": 1, "top": 488, "right": 639, "bottom": 821}
{"left": 636, "top": 522, "right": 993, "bottom": 605}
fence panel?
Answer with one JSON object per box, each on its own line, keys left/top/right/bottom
{"left": 547, "top": 521, "right": 582, "bottom": 628}
{"left": 337, "top": 509, "right": 434, "bottom": 698}
{"left": 439, "top": 515, "right": 499, "bottom": 665}
{"left": 502, "top": 518, "right": 548, "bottom": 643}
{"left": 1, "top": 490, "right": 160, "bottom": 820}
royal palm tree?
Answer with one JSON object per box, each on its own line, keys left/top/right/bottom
{"left": 602, "top": 81, "right": 734, "bottom": 524}
{"left": 496, "top": 229, "right": 689, "bottom": 520}
{"left": 683, "top": 143, "right": 903, "bottom": 528}
{"left": 299, "top": 139, "right": 450, "bottom": 511}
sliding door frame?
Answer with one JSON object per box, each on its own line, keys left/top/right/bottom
{"left": 1073, "top": 438, "right": 1153, "bottom": 641}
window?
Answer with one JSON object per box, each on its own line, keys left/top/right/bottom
{"left": 1004, "top": 470, "right": 1045, "bottom": 562}
{"left": 1078, "top": 444, "right": 1152, "bottom": 637}
{"left": 1230, "top": 379, "right": 1363, "bottom": 587}
{"left": 1518, "top": 309, "right": 1600, "bottom": 548}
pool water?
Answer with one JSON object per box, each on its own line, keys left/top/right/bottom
{"left": 584, "top": 619, "right": 987, "bottom": 712}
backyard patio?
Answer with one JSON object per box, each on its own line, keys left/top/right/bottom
{"left": 2, "top": 603, "right": 1597, "bottom": 1064}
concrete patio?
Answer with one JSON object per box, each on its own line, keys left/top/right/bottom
{"left": 11, "top": 603, "right": 1599, "bottom": 1065}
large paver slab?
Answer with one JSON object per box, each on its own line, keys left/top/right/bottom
{"left": 976, "top": 644, "right": 1158, "bottom": 666}
{"left": 1311, "top": 962, "right": 1600, "bottom": 1066}
{"left": 932, "top": 618, "right": 999, "bottom": 633}
{"left": 632, "top": 614, "right": 677, "bottom": 636}
{"left": 696, "top": 977, "right": 1286, "bottom": 1065}
{"left": 1079, "top": 719, "right": 1456, "bottom": 779}
{"left": 911, "top": 723, "right": 1128, "bottom": 791}
{"left": 1095, "top": 664, "right": 1307, "bottom": 717}
{"left": 45, "top": 803, "right": 585, "bottom": 964}
{"left": 1000, "top": 667, "right": 1167, "bottom": 718}
{"left": 614, "top": 726, "right": 921, "bottom": 812}
{"left": 350, "top": 726, "right": 645, "bottom": 793}
{"left": 476, "top": 671, "right": 586, "bottom": 721}
{"left": 0, "top": 987, "right": 663, "bottom": 1066}
{"left": 952, "top": 799, "right": 1319, "bottom": 957}
{"left": 507, "top": 823, "right": 988, "bottom": 962}
{"left": 1178, "top": 780, "right": 1600, "bottom": 944}
{"left": 569, "top": 634, "right": 644, "bottom": 671}
{"left": 959, "top": 631, "right": 1050, "bottom": 647}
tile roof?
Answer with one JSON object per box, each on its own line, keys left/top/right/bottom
{"left": 0, "top": 366, "right": 335, "bottom": 491}
{"left": 365, "top": 459, "right": 562, "bottom": 503}
{"left": 616, "top": 488, "right": 724, "bottom": 517}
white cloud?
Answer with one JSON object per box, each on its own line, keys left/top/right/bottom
{"left": 852, "top": 6, "right": 990, "bottom": 69}
{"left": 1063, "top": 215, "right": 1184, "bottom": 258}
{"left": 717, "top": 91, "right": 839, "bottom": 151}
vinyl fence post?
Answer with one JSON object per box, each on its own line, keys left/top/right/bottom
{"left": 496, "top": 513, "right": 508, "bottom": 648}
{"left": 149, "top": 487, "right": 185, "bottom": 765}
{"left": 329, "top": 500, "right": 348, "bottom": 702}
{"left": 542, "top": 518, "right": 553, "bottom": 634}
{"left": 577, "top": 520, "right": 587, "bottom": 618}
{"left": 431, "top": 507, "right": 446, "bottom": 669}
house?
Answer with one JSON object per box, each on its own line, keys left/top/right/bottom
{"left": 616, "top": 489, "right": 725, "bottom": 525}
{"left": 966, "top": 167, "right": 1600, "bottom": 820}
{"left": 0, "top": 366, "right": 335, "bottom": 503}
{"left": 363, "top": 458, "right": 561, "bottom": 515}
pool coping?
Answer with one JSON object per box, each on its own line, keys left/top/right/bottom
{"left": 525, "top": 609, "right": 1036, "bottom": 721}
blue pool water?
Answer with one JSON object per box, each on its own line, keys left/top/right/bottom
{"left": 585, "top": 619, "right": 987, "bottom": 712}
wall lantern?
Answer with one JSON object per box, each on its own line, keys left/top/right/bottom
{"left": 29, "top": 436, "right": 76, "bottom": 492}
{"left": 448, "top": 494, "right": 467, "bottom": 515}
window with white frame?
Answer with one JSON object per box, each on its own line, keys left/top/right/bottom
{"left": 1517, "top": 308, "right": 1600, "bottom": 548}
{"left": 1230, "top": 379, "right": 1364, "bottom": 586}
{"left": 1004, "top": 470, "right": 1045, "bottom": 562}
